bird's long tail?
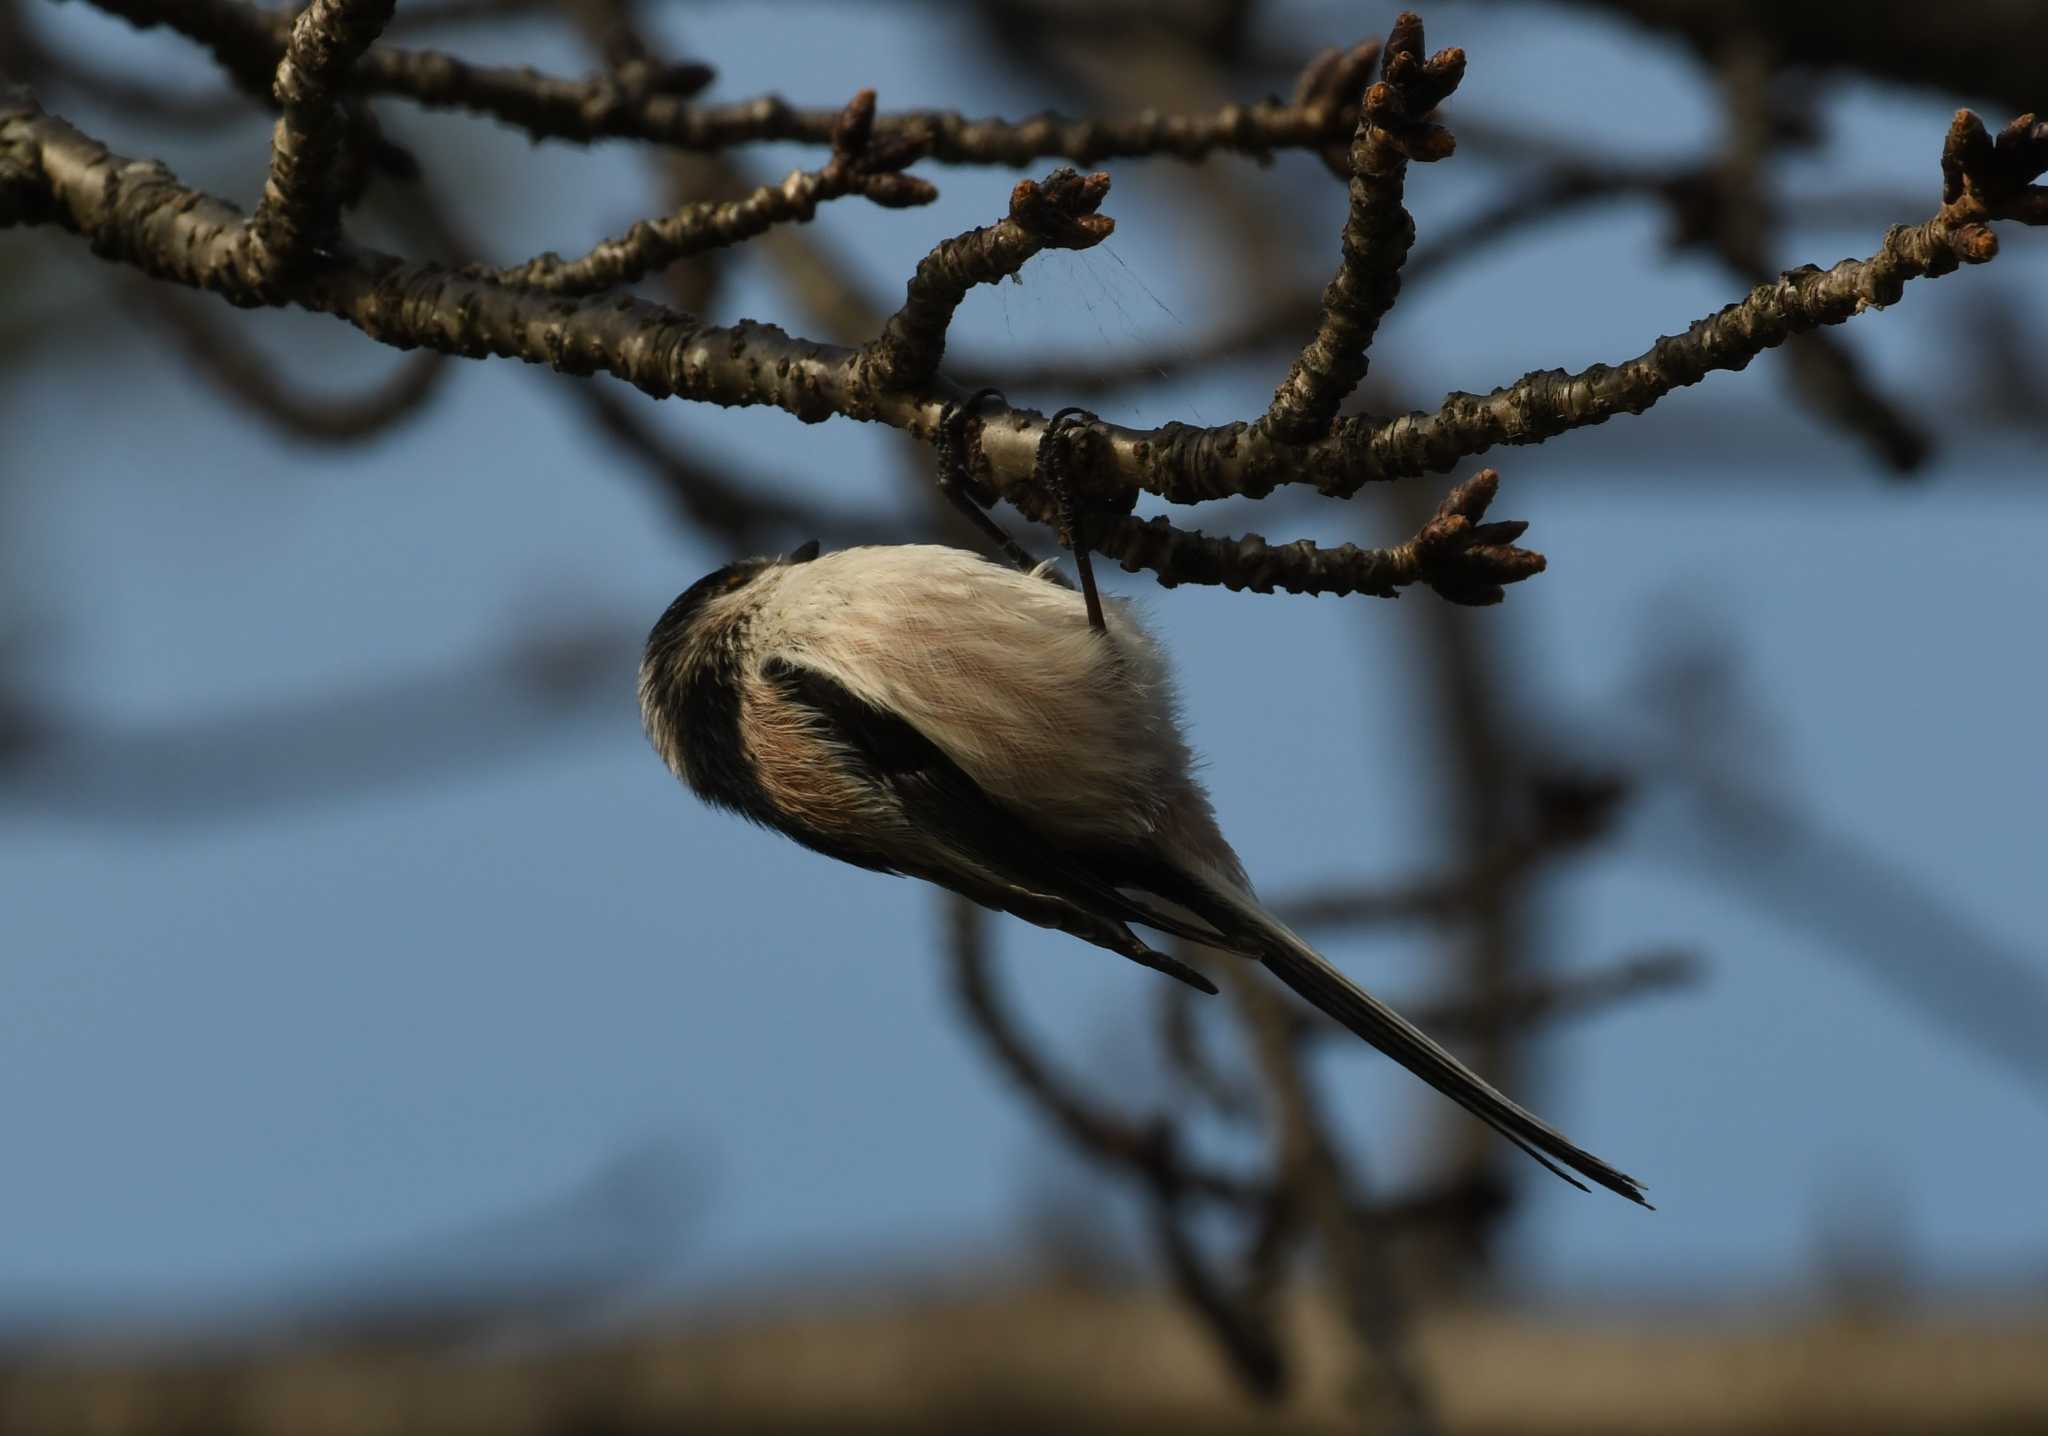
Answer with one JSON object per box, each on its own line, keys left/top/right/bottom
{"left": 1194, "top": 878, "right": 1650, "bottom": 1207}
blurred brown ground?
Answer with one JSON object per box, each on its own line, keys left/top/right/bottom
{"left": 7, "top": 1286, "right": 2046, "bottom": 1435}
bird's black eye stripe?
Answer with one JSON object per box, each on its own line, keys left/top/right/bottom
{"left": 663, "top": 626, "right": 776, "bottom": 829}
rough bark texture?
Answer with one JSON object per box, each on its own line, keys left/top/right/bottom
{"left": 246, "top": 0, "right": 398, "bottom": 285}
{"left": 6, "top": 0, "right": 2043, "bottom": 609}
{"left": 1260, "top": 13, "right": 1462, "bottom": 443}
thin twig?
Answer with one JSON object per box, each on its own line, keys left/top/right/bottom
{"left": 81, "top": 0, "right": 1368, "bottom": 167}
{"left": 1100, "top": 470, "right": 1545, "bottom": 606}
{"left": 5, "top": 91, "right": 2041, "bottom": 530}
{"left": 861, "top": 168, "right": 1113, "bottom": 389}
{"left": 951, "top": 174, "right": 1929, "bottom": 401}
{"left": 1262, "top": 12, "right": 1463, "bottom": 443}
{"left": 473, "top": 90, "right": 935, "bottom": 296}
{"left": 1157, "top": 975, "right": 1260, "bottom": 1123}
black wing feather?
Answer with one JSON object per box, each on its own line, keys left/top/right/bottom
{"left": 761, "top": 659, "right": 1226, "bottom": 977}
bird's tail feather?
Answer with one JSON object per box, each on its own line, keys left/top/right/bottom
{"left": 1195, "top": 877, "right": 1650, "bottom": 1207}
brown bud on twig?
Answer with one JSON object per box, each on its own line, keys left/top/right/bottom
{"left": 1941, "top": 109, "right": 1996, "bottom": 205}
{"left": 858, "top": 173, "right": 939, "bottom": 208}
{"left": 1404, "top": 470, "right": 1546, "bottom": 606}
{"left": 1091, "top": 468, "right": 1543, "bottom": 603}
{"left": 1939, "top": 108, "right": 2048, "bottom": 237}
{"left": 1361, "top": 23, "right": 1466, "bottom": 163}
{"left": 1293, "top": 38, "right": 1384, "bottom": 178}
{"left": 775, "top": 89, "right": 927, "bottom": 212}
{"left": 611, "top": 58, "right": 717, "bottom": 100}
{"left": 860, "top": 168, "right": 1114, "bottom": 388}
{"left": 829, "top": 86, "right": 878, "bottom": 158}
{"left": 1009, "top": 168, "right": 1116, "bottom": 250}
{"left": 1383, "top": 11, "right": 1425, "bottom": 69}
{"left": 823, "top": 89, "right": 937, "bottom": 206}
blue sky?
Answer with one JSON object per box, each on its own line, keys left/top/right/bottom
{"left": 3, "top": 1, "right": 2044, "bottom": 1330}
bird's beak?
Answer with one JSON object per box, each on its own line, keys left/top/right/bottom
{"left": 785, "top": 539, "right": 822, "bottom": 564}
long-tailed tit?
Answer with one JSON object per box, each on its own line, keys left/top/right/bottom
{"left": 638, "top": 537, "right": 1648, "bottom": 1206}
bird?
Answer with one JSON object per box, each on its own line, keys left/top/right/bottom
{"left": 637, "top": 538, "right": 1647, "bottom": 1206}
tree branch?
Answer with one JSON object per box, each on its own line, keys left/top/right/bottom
{"left": 80, "top": 0, "right": 1365, "bottom": 167}
{"left": 1344, "top": 176, "right": 2039, "bottom": 499}
{"left": 1699, "top": 38, "right": 1928, "bottom": 472}
{"left": 7, "top": 87, "right": 2039, "bottom": 550}
{"left": 1102, "top": 469, "right": 1544, "bottom": 605}
{"left": 474, "top": 89, "right": 936, "bottom": 296}
{"left": 1261, "top": 12, "right": 1462, "bottom": 443}
{"left": 860, "top": 167, "right": 1113, "bottom": 389}
{"left": 247, "top": 0, "right": 397, "bottom": 285}
{"left": 952, "top": 173, "right": 1931, "bottom": 401}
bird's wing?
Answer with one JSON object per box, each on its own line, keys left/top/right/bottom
{"left": 757, "top": 658, "right": 1229, "bottom": 985}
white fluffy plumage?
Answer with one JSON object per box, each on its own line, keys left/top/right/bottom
{"left": 741, "top": 544, "right": 1231, "bottom": 860}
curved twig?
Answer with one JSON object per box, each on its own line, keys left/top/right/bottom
{"left": 474, "top": 90, "right": 935, "bottom": 296}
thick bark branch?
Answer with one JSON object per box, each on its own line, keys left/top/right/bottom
{"left": 247, "top": 0, "right": 396, "bottom": 284}
{"left": 3, "top": 91, "right": 1416, "bottom": 600}
{"left": 1346, "top": 215, "right": 1993, "bottom": 492}
{"left": 6, "top": 90, "right": 2038, "bottom": 561}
